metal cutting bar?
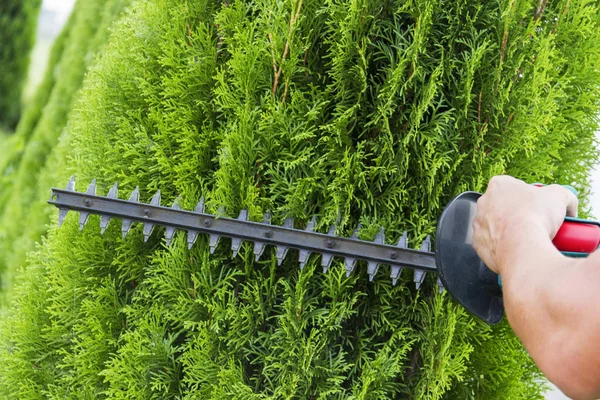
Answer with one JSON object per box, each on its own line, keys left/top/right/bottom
{"left": 48, "top": 188, "right": 437, "bottom": 273}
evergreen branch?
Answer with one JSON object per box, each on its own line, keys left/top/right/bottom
{"left": 272, "top": 0, "right": 303, "bottom": 97}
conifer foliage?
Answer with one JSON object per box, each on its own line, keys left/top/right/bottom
{"left": 0, "top": 0, "right": 599, "bottom": 398}
{"left": 0, "top": 0, "right": 42, "bottom": 130}
{"left": 0, "top": 0, "right": 132, "bottom": 297}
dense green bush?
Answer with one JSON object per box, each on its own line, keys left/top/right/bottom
{"left": 0, "top": 0, "right": 599, "bottom": 398}
{"left": 0, "top": 0, "right": 42, "bottom": 130}
{"left": 0, "top": 0, "right": 131, "bottom": 297}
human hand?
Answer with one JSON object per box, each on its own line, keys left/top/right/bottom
{"left": 472, "top": 175, "right": 579, "bottom": 274}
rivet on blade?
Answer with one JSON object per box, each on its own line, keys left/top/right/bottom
{"left": 100, "top": 183, "right": 118, "bottom": 234}
{"left": 79, "top": 179, "right": 97, "bottom": 230}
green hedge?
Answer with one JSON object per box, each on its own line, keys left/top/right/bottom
{"left": 1, "top": 0, "right": 599, "bottom": 398}
{"left": 0, "top": 0, "right": 42, "bottom": 130}
{"left": 0, "top": 0, "right": 131, "bottom": 298}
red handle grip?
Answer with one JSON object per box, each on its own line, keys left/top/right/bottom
{"left": 552, "top": 220, "right": 600, "bottom": 253}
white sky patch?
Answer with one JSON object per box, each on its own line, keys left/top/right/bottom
{"left": 42, "top": 0, "right": 76, "bottom": 27}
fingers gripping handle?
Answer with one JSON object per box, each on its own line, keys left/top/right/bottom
{"left": 533, "top": 183, "right": 600, "bottom": 255}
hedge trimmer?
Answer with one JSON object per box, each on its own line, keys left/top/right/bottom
{"left": 49, "top": 177, "right": 600, "bottom": 324}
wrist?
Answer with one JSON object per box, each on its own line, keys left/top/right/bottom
{"left": 494, "top": 220, "right": 553, "bottom": 277}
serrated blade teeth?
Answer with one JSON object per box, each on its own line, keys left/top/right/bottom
{"left": 217, "top": 206, "right": 226, "bottom": 217}
{"left": 420, "top": 235, "right": 431, "bottom": 252}
{"left": 78, "top": 212, "right": 90, "bottom": 231}
{"left": 143, "top": 223, "right": 155, "bottom": 242}
{"left": 122, "top": 220, "right": 133, "bottom": 238}
{"left": 77, "top": 179, "right": 97, "bottom": 231}
{"left": 171, "top": 199, "right": 181, "bottom": 210}
{"left": 374, "top": 228, "right": 385, "bottom": 244}
{"left": 327, "top": 224, "right": 336, "bottom": 236}
{"left": 283, "top": 217, "right": 294, "bottom": 228}
{"left": 122, "top": 187, "right": 138, "bottom": 238}
{"left": 195, "top": 197, "right": 205, "bottom": 213}
{"left": 187, "top": 230, "right": 199, "bottom": 249}
{"left": 209, "top": 234, "right": 221, "bottom": 254}
{"left": 263, "top": 212, "right": 272, "bottom": 224}
{"left": 276, "top": 246, "right": 290, "bottom": 266}
{"left": 253, "top": 241, "right": 266, "bottom": 261}
{"left": 100, "top": 215, "right": 111, "bottom": 234}
{"left": 231, "top": 238, "right": 243, "bottom": 258}
{"left": 397, "top": 231, "right": 408, "bottom": 248}
{"left": 142, "top": 191, "right": 161, "bottom": 242}
{"left": 350, "top": 224, "right": 361, "bottom": 240}
{"left": 305, "top": 216, "right": 316, "bottom": 232}
{"left": 128, "top": 186, "right": 140, "bottom": 202}
{"left": 164, "top": 200, "right": 180, "bottom": 246}
{"left": 237, "top": 209, "right": 248, "bottom": 221}
{"left": 390, "top": 265, "right": 403, "bottom": 285}
{"left": 321, "top": 253, "right": 334, "bottom": 273}
{"left": 102, "top": 183, "right": 118, "bottom": 231}
{"left": 66, "top": 175, "right": 75, "bottom": 191}
{"left": 107, "top": 182, "right": 118, "bottom": 198}
{"left": 58, "top": 208, "right": 69, "bottom": 227}
{"left": 437, "top": 277, "right": 444, "bottom": 294}
{"left": 299, "top": 249, "right": 311, "bottom": 269}
{"left": 150, "top": 190, "right": 161, "bottom": 206}
{"left": 414, "top": 270, "right": 426, "bottom": 290}
{"left": 165, "top": 227, "right": 176, "bottom": 246}
{"left": 367, "top": 261, "right": 379, "bottom": 281}
{"left": 86, "top": 179, "right": 97, "bottom": 195}
{"left": 344, "top": 257, "right": 357, "bottom": 277}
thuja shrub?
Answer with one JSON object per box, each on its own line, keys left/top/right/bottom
{"left": 0, "top": 0, "right": 41, "bottom": 130}
{"left": 0, "top": 0, "right": 131, "bottom": 298}
{"left": 1, "top": 0, "right": 599, "bottom": 398}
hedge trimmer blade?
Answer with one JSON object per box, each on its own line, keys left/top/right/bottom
{"left": 49, "top": 177, "right": 441, "bottom": 291}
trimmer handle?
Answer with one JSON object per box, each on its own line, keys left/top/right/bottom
{"left": 554, "top": 217, "right": 600, "bottom": 256}
{"left": 532, "top": 183, "right": 600, "bottom": 256}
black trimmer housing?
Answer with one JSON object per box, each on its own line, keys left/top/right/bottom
{"left": 435, "top": 192, "right": 504, "bottom": 324}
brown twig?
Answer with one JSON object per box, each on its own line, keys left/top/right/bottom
{"left": 534, "top": 0, "right": 550, "bottom": 22}
{"left": 272, "top": 0, "right": 303, "bottom": 96}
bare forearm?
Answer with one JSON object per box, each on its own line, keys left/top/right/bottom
{"left": 497, "top": 224, "right": 600, "bottom": 400}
